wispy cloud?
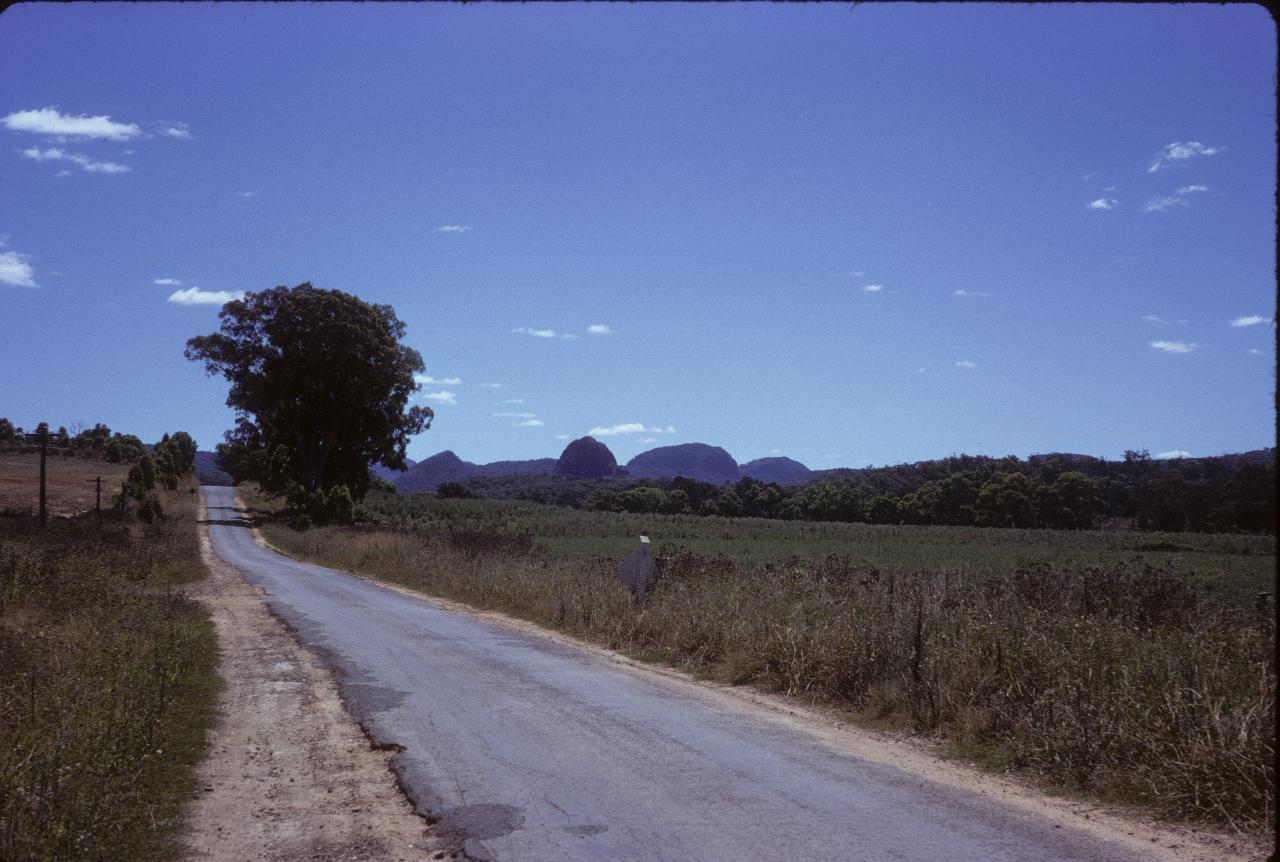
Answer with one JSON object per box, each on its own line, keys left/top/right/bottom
{"left": 234, "top": 190, "right": 258, "bottom": 198}
{"left": 515, "top": 419, "right": 544, "bottom": 427}
{"left": 1142, "top": 314, "right": 1167, "bottom": 324}
{"left": 513, "top": 327, "right": 577, "bottom": 340}
{"left": 494, "top": 412, "right": 536, "bottom": 419}
{"left": 1087, "top": 198, "right": 1117, "bottom": 210}
{"left": 167, "top": 287, "right": 246, "bottom": 306}
{"left": 1149, "top": 340, "right": 1198, "bottom": 354}
{"left": 1144, "top": 195, "right": 1189, "bottom": 213}
{"left": 861, "top": 284, "right": 884, "bottom": 293}
{"left": 1248, "top": 348, "right": 1264, "bottom": 356}
{"left": 481, "top": 382, "right": 503, "bottom": 389}
{"left": 587, "top": 423, "right": 676, "bottom": 437}
{"left": 0, "top": 250, "right": 37, "bottom": 288}
{"left": 1229, "top": 315, "right": 1269, "bottom": 328}
{"left": 414, "top": 374, "right": 462, "bottom": 385}
{"left": 3, "top": 107, "right": 141, "bottom": 141}
{"left": 157, "top": 121, "right": 191, "bottom": 139}
{"left": 423, "top": 390, "right": 457, "bottom": 405}
{"left": 499, "top": 398, "right": 523, "bottom": 405}
{"left": 953, "top": 289, "right": 991, "bottom": 298}
{"left": 586, "top": 324, "right": 613, "bottom": 335}
{"left": 1176, "top": 185, "right": 1209, "bottom": 195}
{"left": 436, "top": 225, "right": 471, "bottom": 233}
{"left": 153, "top": 277, "right": 182, "bottom": 286}
{"left": 556, "top": 434, "right": 571, "bottom": 440}
{"left": 21, "top": 146, "right": 129, "bottom": 174}
{"left": 955, "top": 360, "right": 977, "bottom": 368}
{"left": 1154, "top": 450, "right": 1192, "bottom": 460}
{"left": 1148, "top": 141, "right": 1223, "bottom": 173}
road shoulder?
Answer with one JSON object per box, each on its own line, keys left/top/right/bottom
{"left": 182, "top": 496, "right": 441, "bottom": 862}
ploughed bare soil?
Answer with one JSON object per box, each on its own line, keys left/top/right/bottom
{"left": 183, "top": 503, "right": 443, "bottom": 862}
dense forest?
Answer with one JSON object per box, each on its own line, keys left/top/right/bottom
{"left": 436, "top": 449, "right": 1275, "bottom": 534}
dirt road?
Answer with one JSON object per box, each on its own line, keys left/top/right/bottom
{"left": 198, "top": 485, "right": 1257, "bottom": 862}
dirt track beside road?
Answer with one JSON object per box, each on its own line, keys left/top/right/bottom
{"left": 183, "top": 498, "right": 441, "bottom": 862}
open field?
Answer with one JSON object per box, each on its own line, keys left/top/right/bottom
{"left": 353, "top": 492, "right": 1274, "bottom": 604}
{"left": 0, "top": 483, "right": 219, "bottom": 860}
{"left": 251, "top": 488, "right": 1276, "bottom": 832}
{"left": 0, "top": 452, "right": 131, "bottom": 517}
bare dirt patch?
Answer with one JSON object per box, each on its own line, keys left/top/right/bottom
{"left": 0, "top": 452, "right": 130, "bottom": 516}
{"left": 184, "top": 500, "right": 442, "bottom": 862}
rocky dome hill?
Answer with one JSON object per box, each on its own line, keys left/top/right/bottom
{"left": 625, "top": 443, "right": 740, "bottom": 485}
{"left": 554, "top": 436, "right": 620, "bottom": 479}
{"left": 738, "top": 456, "right": 814, "bottom": 486}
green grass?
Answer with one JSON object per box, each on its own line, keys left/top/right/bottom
{"left": 351, "top": 492, "right": 1273, "bottom": 604}
{"left": 0, "top": 484, "right": 220, "bottom": 861}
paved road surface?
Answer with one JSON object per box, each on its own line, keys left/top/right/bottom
{"left": 202, "top": 486, "right": 1144, "bottom": 862}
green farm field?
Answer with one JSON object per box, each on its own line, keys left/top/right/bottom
{"left": 351, "top": 492, "right": 1274, "bottom": 605}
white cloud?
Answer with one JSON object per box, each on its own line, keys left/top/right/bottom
{"left": 21, "top": 146, "right": 129, "bottom": 174}
{"left": 3, "top": 107, "right": 141, "bottom": 140}
{"left": 955, "top": 360, "right": 977, "bottom": 368}
{"left": 1144, "top": 195, "right": 1190, "bottom": 213}
{"left": 499, "top": 398, "right": 523, "bottom": 404}
{"left": 0, "top": 250, "right": 37, "bottom": 287}
{"left": 1148, "top": 141, "right": 1223, "bottom": 173}
{"left": 1087, "top": 198, "right": 1117, "bottom": 210}
{"left": 515, "top": 419, "right": 544, "bottom": 427}
{"left": 414, "top": 374, "right": 462, "bottom": 385}
{"left": 589, "top": 423, "right": 655, "bottom": 436}
{"left": 954, "top": 289, "right": 968, "bottom": 296}
{"left": 1248, "top": 348, "right": 1264, "bottom": 356}
{"left": 513, "top": 327, "right": 577, "bottom": 339}
{"left": 494, "top": 412, "right": 536, "bottom": 419}
{"left": 637, "top": 438, "right": 657, "bottom": 443}
{"left": 1149, "top": 340, "right": 1198, "bottom": 354}
{"left": 153, "top": 277, "right": 182, "bottom": 286}
{"left": 423, "top": 390, "right": 457, "bottom": 405}
{"left": 157, "top": 122, "right": 191, "bottom": 139}
{"left": 1154, "top": 450, "right": 1192, "bottom": 460}
{"left": 481, "top": 382, "right": 503, "bottom": 389}
{"left": 861, "top": 284, "right": 884, "bottom": 293}
{"left": 167, "top": 287, "right": 246, "bottom": 306}
{"left": 586, "top": 324, "right": 612, "bottom": 335}
{"left": 436, "top": 225, "right": 471, "bottom": 233}
{"left": 1176, "top": 185, "right": 1209, "bottom": 194}
{"left": 1229, "top": 315, "right": 1269, "bottom": 328}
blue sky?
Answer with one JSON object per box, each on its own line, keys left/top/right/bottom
{"left": 2, "top": 3, "right": 1274, "bottom": 468}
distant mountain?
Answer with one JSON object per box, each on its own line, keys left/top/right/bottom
{"left": 739, "top": 456, "right": 814, "bottom": 486}
{"left": 475, "top": 458, "right": 557, "bottom": 477}
{"left": 394, "top": 451, "right": 558, "bottom": 493}
{"left": 194, "top": 451, "right": 234, "bottom": 486}
{"left": 554, "top": 436, "right": 619, "bottom": 479}
{"left": 626, "top": 443, "right": 739, "bottom": 485}
{"left": 371, "top": 456, "right": 417, "bottom": 482}
{"left": 395, "top": 451, "right": 478, "bottom": 493}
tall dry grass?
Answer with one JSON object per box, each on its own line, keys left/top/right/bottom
{"left": 0, "top": 488, "right": 218, "bottom": 861}
{"left": 263, "top": 521, "right": 1274, "bottom": 830}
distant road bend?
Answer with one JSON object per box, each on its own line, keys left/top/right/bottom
{"left": 201, "top": 486, "right": 1171, "bottom": 862}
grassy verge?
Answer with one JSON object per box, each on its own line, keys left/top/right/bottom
{"left": 0, "top": 484, "right": 219, "bottom": 861}
{"left": 253, "top": 490, "right": 1275, "bottom": 832}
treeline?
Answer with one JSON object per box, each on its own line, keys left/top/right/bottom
{"left": 0, "top": 418, "right": 198, "bottom": 521}
{"left": 439, "top": 449, "right": 1275, "bottom": 534}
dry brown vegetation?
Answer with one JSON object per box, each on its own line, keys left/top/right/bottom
{"left": 0, "top": 452, "right": 131, "bottom": 517}
{"left": 258, "top": 496, "right": 1275, "bottom": 833}
{"left": 0, "top": 485, "right": 218, "bottom": 861}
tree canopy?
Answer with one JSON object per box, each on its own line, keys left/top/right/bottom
{"left": 185, "top": 283, "right": 431, "bottom": 510}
